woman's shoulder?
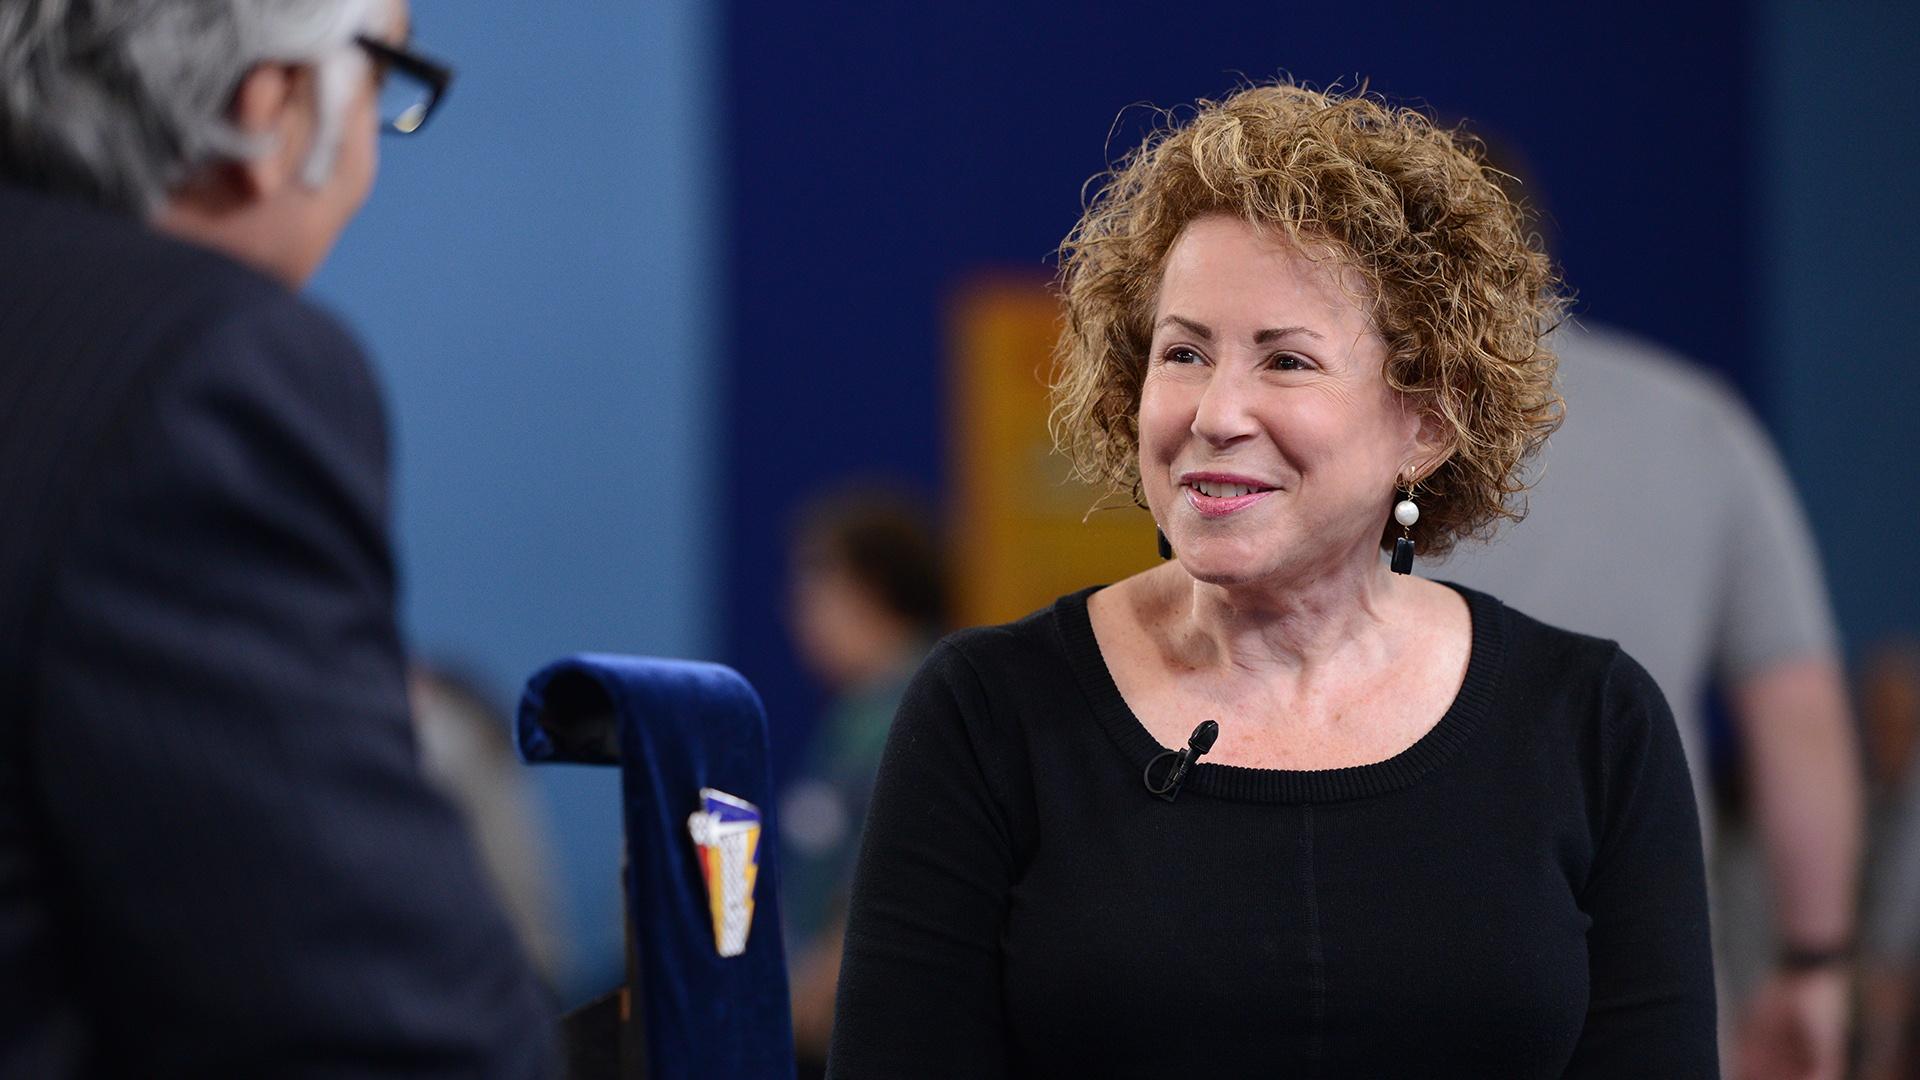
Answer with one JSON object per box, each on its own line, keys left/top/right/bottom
{"left": 1450, "top": 582, "right": 1654, "bottom": 698}
{"left": 930, "top": 586, "right": 1100, "bottom": 684}
{"left": 893, "top": 587, "right": 1109, "bottom": 766}
{"left": 885, "top": 592, "right": 1104, "bottom": 830}
{"left": 1450, "top": 587, "right": 1691, "bottom": 866}
{"left": 1452, "top": 582, "right": 1679, "bottom": 771}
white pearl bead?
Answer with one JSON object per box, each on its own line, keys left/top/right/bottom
{"left": 1394, "top": 499, "right": 1420, "bottom": 527}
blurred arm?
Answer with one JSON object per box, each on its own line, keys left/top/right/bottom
{"left": 1730, "top": 656, "right": 1861, "bottom": 1080}
{"left": 1735, "top": 656, "right": 1862, "bottom": 957}
{"left": 1705, "top": 384, "right": 1860, "bottom": 1080}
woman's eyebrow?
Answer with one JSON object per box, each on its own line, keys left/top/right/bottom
{"left": 1157, "top": 314, "right": 1212, "bottom": 340}
{"left": 1156, "top": 316, "right": 1325, "bottom": 343}
{"left": 1254, "top": 326, "right": 1323, "bottom": 343}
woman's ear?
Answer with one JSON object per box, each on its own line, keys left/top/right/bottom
{"left": 1405, "top": 405, "right": 1456, "bottom": 484}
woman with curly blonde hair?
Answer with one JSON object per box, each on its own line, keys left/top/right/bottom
{"left": 831, "top": 81, "right": 1717, "bottom": 1077}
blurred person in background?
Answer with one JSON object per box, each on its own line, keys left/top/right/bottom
{"left": 781, "top": 489, "right": 948, "bottom": 1074}
{"left": 1441, "top": 146, "right": 1862, "bottom": 1080}
{"left": 409, "top": 663, "right": 568, "bottom": 988}
{"left": 1859, "top": 641, "right": 1920, "bottom": 1078}
{"left": 833, "top": 83, "right": 1718, "bottom": 1076}
{"left": 1860, "top": 642, "right": 1920, "bottom": 803}
{"left": 0, "top": 0, "right": 554, "bottom": 1073}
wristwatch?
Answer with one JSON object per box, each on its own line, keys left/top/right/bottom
{"left": 1777, "top": 940, "right": 1856, "bottom": 972}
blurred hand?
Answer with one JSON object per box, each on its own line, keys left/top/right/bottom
{"left": 789, "top": 935, "right": 845, "bottom": 1062}
{"left": 1734, "top": 968, "right": 1851, "bottom": 1080}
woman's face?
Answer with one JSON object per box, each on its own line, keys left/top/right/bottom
{"left": 1138, "top": 213, "right": 1427, "bottom": 588}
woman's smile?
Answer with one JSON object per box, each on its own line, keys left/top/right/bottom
{"left": 1181, "top": 471, "right": 1279, "bottom": 518}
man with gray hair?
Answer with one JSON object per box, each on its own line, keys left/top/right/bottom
{"left": 0, "top": 1, "right": 554, "bottom": 1073}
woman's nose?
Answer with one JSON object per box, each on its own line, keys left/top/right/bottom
{"left": 1190, "top": 366, "right": 1260, "bottom": 447}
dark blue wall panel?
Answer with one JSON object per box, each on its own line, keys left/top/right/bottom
{"left": 1762, "top": 0, "right": 1920, "bottom": 657}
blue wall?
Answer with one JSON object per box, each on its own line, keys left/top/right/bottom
{"left": 314, "top": 0, "right": 718, "bottom": 1003}
{"left": 721, "top": 0, "right": 1760, "bottom": 780}
{"left": 1761, "top": 0, "right": 1920, "bottom": 657}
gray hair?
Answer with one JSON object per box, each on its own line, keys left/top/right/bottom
{"left": 0, "top": 0, "right": 392, "bottom": 218}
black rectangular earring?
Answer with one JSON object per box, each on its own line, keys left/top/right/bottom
{"left": 1390, "top": 484, "right": 1418, "bottom": 575}
{"left": 1156, "top": 528, "right": 1173, "bottom": 561}
{"left": 1391, "top": 536, "right": 1415, "bottom": 575}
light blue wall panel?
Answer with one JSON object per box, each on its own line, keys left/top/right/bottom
{"left": 313, "top": 0, "right": 718, "bottom": 1002}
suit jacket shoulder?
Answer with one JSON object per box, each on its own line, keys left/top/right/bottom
{"left": 0, "top": 184, "right": 387, "bottom": 689}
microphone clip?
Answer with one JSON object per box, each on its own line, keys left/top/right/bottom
{"left": 1142, "top": 720, "right": 1219, "bottom": 803}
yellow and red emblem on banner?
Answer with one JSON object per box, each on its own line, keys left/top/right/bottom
{"left": 687, "top": 787, "right": 761, "bottom": 958}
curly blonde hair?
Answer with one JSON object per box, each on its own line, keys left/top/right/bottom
{"left": 1049, "top": 81, "right": 1566, "bottom": 557}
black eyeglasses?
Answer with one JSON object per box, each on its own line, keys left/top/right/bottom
{"left": 355, "top": 35, "right": 454, "bottom": 135}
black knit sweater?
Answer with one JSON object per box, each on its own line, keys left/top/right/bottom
{"left": 828, "top": 584, "right": 1717, "bottom": 1078}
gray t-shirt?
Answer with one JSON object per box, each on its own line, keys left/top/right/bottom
{"left": 1439, "top": 322, "right": 1840, "bottom": 830}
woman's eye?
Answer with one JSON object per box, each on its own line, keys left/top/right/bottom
{"left": 1269, "top": 353, "right": 1313, "bottom": 372}
{"left": 1163, "top": 346, "right": 1204, "bottom": 365}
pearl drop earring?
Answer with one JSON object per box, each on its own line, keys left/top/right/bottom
{"left": 1390, "top": 483, "right": 1418, "bottom": 575}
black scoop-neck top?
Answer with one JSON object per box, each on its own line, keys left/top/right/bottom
{"left": 830, "top": 584, "right": 1717, "bottom": 1078}
{"left": 1060, "top": 582, "right": 1504, "bottom": 804}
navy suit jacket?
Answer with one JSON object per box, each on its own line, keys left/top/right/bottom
{"left": 0, "top": 185, "right": 554, "bottom": 1076}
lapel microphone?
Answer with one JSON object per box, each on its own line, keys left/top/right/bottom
{"left": 1142, "top": 720, "right": 1220, "bottom": 803}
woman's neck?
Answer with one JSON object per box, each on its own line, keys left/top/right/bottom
{"left": 1155, "top": 549, "right": 1412, "bottom": 682}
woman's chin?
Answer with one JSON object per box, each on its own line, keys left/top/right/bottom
{"left": 1168, "top": 542, "right": 1279, "bottom": 587}
{"left": 1169, "top": 532, "right": 1366, "bottom": 591}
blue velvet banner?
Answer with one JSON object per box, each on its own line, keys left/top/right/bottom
{"left": 519, "top": 654, "right": 795, "bottom": 1079}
